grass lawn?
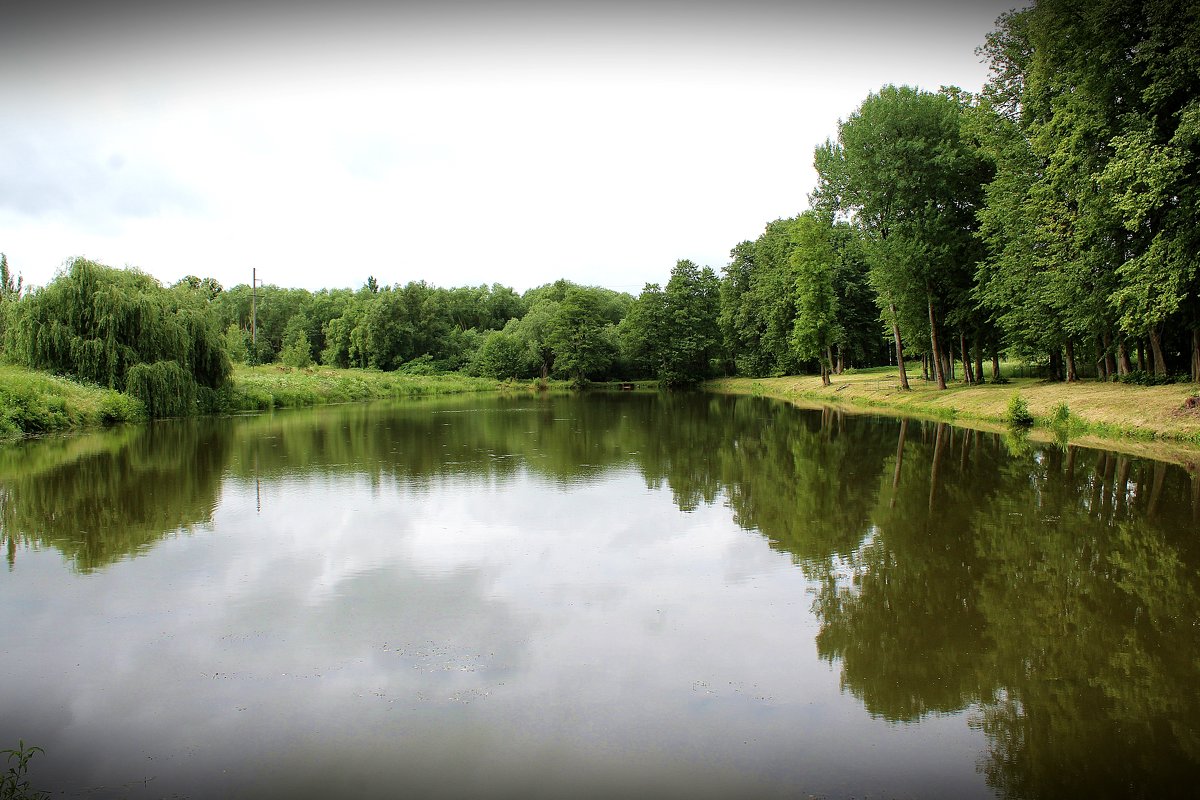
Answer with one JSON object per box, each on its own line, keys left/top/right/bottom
{"left": 708, "top": 366, "right": 1200, "bottom": 464}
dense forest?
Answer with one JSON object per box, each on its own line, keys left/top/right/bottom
{"left": 2, "top": 0, "right": 1197, "bottom": 415}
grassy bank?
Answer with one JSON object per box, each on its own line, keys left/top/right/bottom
{"left": 226, "top": 364, "right": 505, "bottom": 410}
{"left": 0, "top": 364, "right": 145, "bottom": 437}
{"left": 708, "top": 368, "right": 1200, "bottom": 462}
{"left": 0, "top": 364, "right": 534, "bottom": 438}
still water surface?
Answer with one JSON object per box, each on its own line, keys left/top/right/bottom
{"left": 1, "top": 392, "right": 1198, "bottom": 799}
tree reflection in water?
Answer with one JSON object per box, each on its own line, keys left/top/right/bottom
{"left": 2, "top": 392, "right": 1197, "bottom": 797}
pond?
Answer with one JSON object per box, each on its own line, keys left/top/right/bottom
{"left": 1, "top": 392, "right": 1198, "bottom": 799}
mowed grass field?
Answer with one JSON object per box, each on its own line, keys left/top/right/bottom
{"left": 708, "top": 366, "right": 1200, "bottom": 463}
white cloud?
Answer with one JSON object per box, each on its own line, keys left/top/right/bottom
{"left": 0, "top": 0, "right": 1018, "bottom": 293}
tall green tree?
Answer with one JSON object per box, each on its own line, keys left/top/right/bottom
{"left": 624, "top": 260, "right": 722, "bottom": 387}
{"left": 547, "top": 287, "right": 616, "bottom": 387}
{"left": 976, "top": 0, "right": 1200, "bottom": 380}
{"left": 823, "top": 85, "right": 991, "bottom": 389}
{"left": 716, "top": 220, "right": 809, "bottom": 377}
{"left": 279, "top": 313, "right": 314, "bottom": 368}
{"left": 0, "top": 253, "right": 22, "bottom": 349}
{"left": 790, "top": 214, "right": 841, "bottom": 385}
{"left": 5, "top": 258, "right": 230, "bottom": 415}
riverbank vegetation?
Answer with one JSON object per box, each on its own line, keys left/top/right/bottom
{"left": 709, "top": 368, "right": 1200, "bottom": 448}
{"left": 1, "top": 1, "right": 1197, "bottom": 438}
{"left": 227, "top": 364, "right": 511, "bottom": 410}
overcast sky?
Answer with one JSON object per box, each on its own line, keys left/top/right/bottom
{"left": 1, "top": 0, "right": 1020, "bottom": 294}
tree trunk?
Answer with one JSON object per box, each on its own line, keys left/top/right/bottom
{"left": 1193, "top": 472, "right": 1200, "bottom": 525}
{"left": 974, "top": 342, "right": 985, "bottom": 385}
{"left": 1191, "top": 329, "right": 1200, "bottom": 383}
{"left": 1064, "top": 340, "right": 1078, "bottom": 382}
{"left": 1095, "top": 337, "right": 1108, "bottom": 381}
{"left": 928, "top": 294, "right": 947, "bottom": 389}
{"left": 1137, "top": 340, "right": 1147, "bottom": 372}
{"left": 1101, "top": 451, "right": 1117, "bottom": 519}
{"left": 922, "top": 352, "right": 929, "bottom": 381}
{"left": 822, "top": 347, "right": 833, "bottom": 386}
{"left": 960, "top": 332, "right": 974, "bottom": 385}
{"left": 836, "top": 344, "right": 844, "bottom": 375}
{"left": 1115, "top": 457, "right": 1131, "bottom": 515}
{"left": 992, "top": 349, "right": 1001, "bottom": 381}
{"left": 891, "top": 418, "right": 908, "bottom": 507}
{"left": 929, "top": 423, "right": 947, "bottom": 514}
{"left": 1148, "top": 460, "right": 1166, "bottom": 518}
{"left": 1117, "top": 339, "right": 1132, "bottom": 377}
{"left": 889, "top": 304, "right": 910, "bottom": 390}
{"left": 1049, "top": 348, "right": 1063, "bottom": 381}
{"left": 1149, "top": 326, "right": 1168, "bottom": 376}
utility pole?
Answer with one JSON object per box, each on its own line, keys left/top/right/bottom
{"left": 251, "top": 267, "right": 263, "bottom": 363}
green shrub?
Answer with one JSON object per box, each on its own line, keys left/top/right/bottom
{"left": 278, "top": 315, "right": 313, "bottom": 368}
{"left": 96, "top": 392, "right": 145, "bottom": 424}
{"left": 1007, "top": 394, "right": 1034, "bottom": 427}
{"left": 126, "top": 361, "right": 196, "bottom": 418}
{"left": 397, "top": 354, "right": 441, "bottom": 375}
{"left": 1, "top": 740, "right": 49, "bottom": 800}
{"left": 1051, "top": 402, "right": 1071, "bottom": 425}
{"left": 1118, "top": 369, "right": 1179, "bottom": 386}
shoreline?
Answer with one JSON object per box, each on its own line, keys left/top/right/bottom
{"left": 706, "top": 371, "right": 1200, "bottom": 469}
{"left": 0, "top": 364, "right": 533, "bottom": 440}
{"left": 7, "top": 363, "right": 1200, "bottom": 467}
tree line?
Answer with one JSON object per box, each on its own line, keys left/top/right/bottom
{"left": 781, "top": 0, "right": 1200, "bottom": 387}
{"left": 2, "top": 0, "right": 1197, "bottom": 415}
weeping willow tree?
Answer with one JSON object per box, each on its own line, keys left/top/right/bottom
{"left": 4, "top": 258, "right": 231, "bottom": 416}
{"left": 0, "top": 253, "right": 22, "bottom": 348}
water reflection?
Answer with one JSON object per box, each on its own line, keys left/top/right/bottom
{"left": 1, "top": 420, "right": 230, "bottom": 571}
{"left": 2, "top": 393, "right": 1198, "bottom": 798}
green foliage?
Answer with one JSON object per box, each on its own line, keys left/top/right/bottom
{"left": 826, "top": 84, "right": 990, "bottom": 388}
{"left": 226, "top": 365, "right": 498, "bottom": 411}
{"left": 0, "top": 364, "right": 144, "bottom": 436}
{"left": 974, "top": 0, "right": 1200, "bottom": 378}
{"left": 716, "top": 220, "right": 806, "bottom": 376}
{"left": 396, "top": 354, "right": 441, "bottom": 375}
{"left": 469, "top": 323, "right": 537, "bottom": 379}
{"left": 1006, "top": 394, "right": 1034, "bottom": 427}
{"left": 1117, "top": 370, "right": 1184, "bottom": 386}
{"left": 547, "top": 287, "right": 616, "bottom": 387}
{"left": 126, "top": 360, "right": 196, "bottom": 418}
{"left": 1050, "top": 401, "right": 1071, "bottom": 425}
{"left": 1, "top": 741, "right": 48, "bottom": 800}
{"left": 0, "top": 254, "right": 22, "bottom": 351}
{"left": 0, "top": 254, "right": 21, "bottom": 302}
{"left": 790, "top": 214, "right": 841, "bottom": 381}
{"left": 623, "top": 260, "right": 722, "bottom": 387}
{"left": 223, "top": 322, "right": 249, "bottom": 364}
{"left": 4, "top": 259, "right": 230, "bottom": 416}
{"left": 279, "top": 314, "right": 314, "bottom": 368}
